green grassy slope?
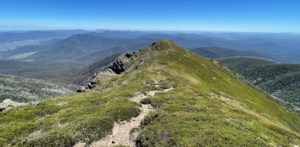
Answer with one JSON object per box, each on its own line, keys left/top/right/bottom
{"left": 1, "top": 40, "right": 300, "bottom": 146}
{"left": 219, "top": 57, "right": 300, "bottom": 109}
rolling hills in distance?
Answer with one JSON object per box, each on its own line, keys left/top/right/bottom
{"left": 218, "top": 57, "right": 300, "bottom": 113}
{"left": 1, "top": 30, "right": 300, "bottom": 63}
{"left": 1, "top": 40, "right": 300, "bottom": 146}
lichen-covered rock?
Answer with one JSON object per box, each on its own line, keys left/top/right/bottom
{"left": 0, "top": 99, "right": 29, "bottom": 111}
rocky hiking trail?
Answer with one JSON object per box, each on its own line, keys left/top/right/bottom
{"left": 75, "top": 86, "right": 173, "bottom": 147}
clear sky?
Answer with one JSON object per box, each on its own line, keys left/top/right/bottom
{"left": 0, "top": 0, "right": 299, "bottom": 32}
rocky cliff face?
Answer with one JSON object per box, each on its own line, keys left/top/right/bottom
{"left": 76, "top": 53, "right": 132, "bottom": 92}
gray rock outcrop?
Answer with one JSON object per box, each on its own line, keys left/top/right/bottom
{"left": 88, "top": 83, "right": 95, "bottom": 89}
{"left": 110, "top": 59, "right": 126, "bottom": 74}
{"left": 91, "top": 79, "right": 97, "bottom": 85}
{"left": 125, "top": 53, "right": 132, "bottom": 58}
{"left": 77, "top": 86, "right": 87, "bottom": 92}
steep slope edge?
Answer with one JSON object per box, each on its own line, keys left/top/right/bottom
{"left": 219, "top": 57, "right": 300, "bottom": 113}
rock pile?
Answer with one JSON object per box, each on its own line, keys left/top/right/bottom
{"left": 77, "top": 75, "right": 98, "bottom": 93}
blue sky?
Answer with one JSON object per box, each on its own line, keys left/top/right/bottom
{"left": 0, "top": 0, "right": 299, "bottom": 32}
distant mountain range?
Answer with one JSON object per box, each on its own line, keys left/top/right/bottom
{"left": 0, "top": 34, "right": 156, "bottom": 60}
{"left": 0, "top": 30, "right": 300, "bottom": 63}
{"left": 0, "top": 30, "right": 89, "bottom": 43}
{"left": 28, "top": 34, "right": 157, "bottom": 60}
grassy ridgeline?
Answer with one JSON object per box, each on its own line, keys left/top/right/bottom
{"left": 1, "top": 40, "right": 300, "bottom": 146}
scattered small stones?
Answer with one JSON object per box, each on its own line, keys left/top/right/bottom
{"left": 135, "top": 65, "right": 140, "bottom": 70}
{"left": 56, "top": 102, "right": 68, "bottom": 106}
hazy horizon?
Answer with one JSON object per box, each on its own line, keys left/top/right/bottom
{"left": 1, "top": 29, "right": 300, "bottom": 34}
{"left": 1, "top": 0, "right": 300, "bottom": 33}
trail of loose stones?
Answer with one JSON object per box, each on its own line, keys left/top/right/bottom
{"left": 75, "top": 87, "right": 173, "bottom": 147}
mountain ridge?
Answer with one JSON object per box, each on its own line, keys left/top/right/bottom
{"left": 1, "top": 39, "right": 300, "bottom": 146}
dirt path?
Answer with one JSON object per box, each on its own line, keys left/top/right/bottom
{"left": 74, "top": 87, "right": 173, "bottom": 147}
